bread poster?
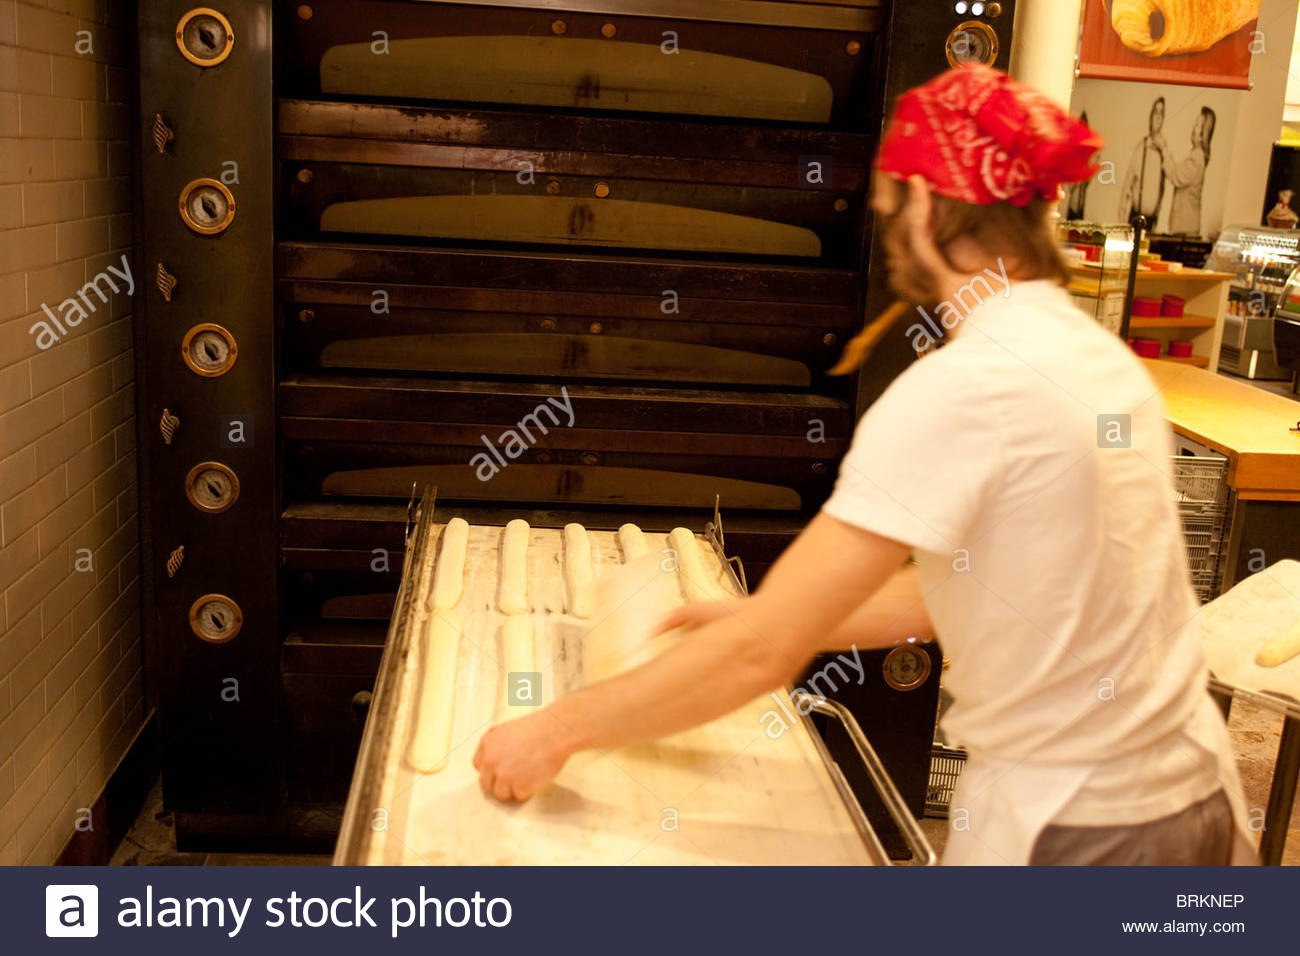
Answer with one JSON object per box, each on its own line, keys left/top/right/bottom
{"left": 1079, "top": 0, "right": 1260, "bottom": 89}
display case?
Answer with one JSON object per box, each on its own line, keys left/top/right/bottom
{"left": 1060, "top": 221, "right": 1134, "bottom": 333}
{"left": 1206, "top": 225, "right": 1300, "bottom": 380}
{"left": 1271, "top": 265, "right": 1300, "bottom": 393}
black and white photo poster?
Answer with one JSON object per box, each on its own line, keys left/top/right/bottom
{"left": 1068, "top": 79, "right": 1241, "bottom": 237}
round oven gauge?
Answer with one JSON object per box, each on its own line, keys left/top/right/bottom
{"left": 185, "top": 461, "right": 240, "bottom": 513}
{"left": 178, "top": 178, "right": 236, "bottom": 235}
{"left": 946, "top": 20, "right": 999, "bottom": 67}
{"left": 176, "top": 8, "right": 235, "bottom": 67}
{"left": 883, "top": 643, "right": 933, "bottom": 692}
{"left": 181, "top": 323, "right": 238, "bottom": 377}
{"left": 189, "top": 594, "right": 242, "bottom": 643}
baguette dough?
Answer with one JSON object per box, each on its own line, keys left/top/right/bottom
{"left": 618, "top": 523, "right": 648, "bottom": 561}
{"left": 500, "top": 613, "right": 538, "bottom": 717}
{"left": 563, "top": 523, "right": 596, "bottom": 618}
{"left": 430, "top": 517, "right": 469, "bottom": 609}
{"left": 408, "top": 610, "right": 463, "bottom": 773}
{"left": 1255, "top": 619, "right": 1300, "bottom": 668}
{"left": 668, "top": 526, "right": 725, "bottom": 603}
{"left": 499, "top": 519, "right": 530, "bottom": 614}
{"left": 1110, "top": 0, "right": 1259, "bottom": 57}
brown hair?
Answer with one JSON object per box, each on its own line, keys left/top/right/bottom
{"left": 831, "top": 180, "right": 1068, "bottom": 374}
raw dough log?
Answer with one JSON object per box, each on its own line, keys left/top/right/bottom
{"left": 1255, "top": 619, "right": 1300, "bottom": 668}
{"left": 668, "top": 527, "right": 726, "bottom": 603}
{"left": 1110, "top": 0, "right": 1259, "bottom": 57}
{"left": 500, "top": 613, "right": 538, "bottom": 717}
{"left": 408, "top": 610, "right": 463, "bottom": 773}
{"left": 498, "top": 519, "right": 530, "bottom": 614}
{"left": 430, "top": 517, "right": 469, "bottom": 609}
{"left": 563, "top": 523, "right": 596, "bottom": 618}
{"left": 618, "top": 523, "right": 648, "bottom": 561}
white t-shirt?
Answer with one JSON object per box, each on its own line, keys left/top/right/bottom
{"left": 822, "top": 280, "right": 1240, "bottom": 860}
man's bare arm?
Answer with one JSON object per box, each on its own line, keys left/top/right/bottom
{"left": 824, "top": 563, "right": 934, "bottom": 652}
{"left": 473, "top": 514, "right": 911, "bottom": 799}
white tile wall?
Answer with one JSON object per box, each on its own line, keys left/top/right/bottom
{"left": 0, "top": 0, "right": 141, "bottom": 866}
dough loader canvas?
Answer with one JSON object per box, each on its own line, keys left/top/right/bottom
{"left": 1079, "top": 0, "right": 1260, "bottom": 89}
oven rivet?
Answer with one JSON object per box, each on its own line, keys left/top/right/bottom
{"left": 589, "top": 321, "right": 603, "bottom": 334}
{"left": 823, "top": 333, "right": 838, "bottom": 346}
{"left": 297, "top": 308, "right": 315, "bottom": 323}
{"left": 812, "top": 461, "right": 827, "bottom": 474}
{"left": 551, "top": 19, "right": 567, "bottom": 34}
{"left": 297, "top": 168, "right": 314, "bottom": 184}
{"left": 594, "top": 182, "right": 610, "bottom": 198}
{"left": 545, "top": 179, "right": 561, "bottom": 195}
{"left": 581, "top": 452, "right": 599, "bottom": 466}
{"left": 297, "top": 4, "right": 313, "bottom": 19}
{"left": 985, "top": 2, "right": 1003, "bottom": 17}
{"left": 833, "top": 198, "right": 849, "bottom": 212}
{"left": 540, "top": 318, "right": 557, "bottom": 331}
{"left": 601, "top": 23, "right": 617, "bottom": 38}
{"left": 845, "top": 40, "right": 861, "bottom": 55}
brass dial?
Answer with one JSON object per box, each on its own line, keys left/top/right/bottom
{"left": 189, "top": 594, "right": 242, "bottom": 643}
{"left": 176, "top": 8, "right": 234, "bottom": 67}
{"left": 178, "top": 178, "right": 235, "bottom": 235}
{"left": 946, "top": 20, "right": 999, "bottom": 68}
{"left": 185, "top": 461, "right": 240, "bottom": 513}
{"left": 883, "top": 643, "right": 932, "bottom": 692}
{"left": 181, "top": 323, "right": 237, "bottom": 377}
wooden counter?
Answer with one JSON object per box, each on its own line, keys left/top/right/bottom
{"left": 1143, "top": 359, "right": 1300, "bottom": 501}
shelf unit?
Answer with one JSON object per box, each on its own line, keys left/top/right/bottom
{"left": 1068, "top": 265, "right": 1231, "bottom": 372}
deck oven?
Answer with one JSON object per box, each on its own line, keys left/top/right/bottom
{"left": 132, "top": 0, "right": 1018, "bottom": 852}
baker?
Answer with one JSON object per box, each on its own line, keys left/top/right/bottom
{"left": 473, "top": 64, "right": 1255, "bottom": 866}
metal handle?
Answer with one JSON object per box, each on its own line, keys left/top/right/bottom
{"left": 791, "top": 690, "right": 937, "bottom": 866}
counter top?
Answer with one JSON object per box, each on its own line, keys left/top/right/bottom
{"left": 1143, "top": 359, "right": 1300, "bottom": 498}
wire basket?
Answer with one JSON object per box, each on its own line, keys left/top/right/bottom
{"left": 925, "top": 745, "right": 967, "bottom": 818}
{"left": 1171, "top": 456, "right": 1232, "bottom": 604}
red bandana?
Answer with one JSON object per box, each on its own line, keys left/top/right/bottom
{"left": 876, "top": 64, "right": 1103, "bottom": 207}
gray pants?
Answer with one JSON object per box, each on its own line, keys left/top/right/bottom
{"left": 1029, "top": 790, "right": 1239, "bottom": 866}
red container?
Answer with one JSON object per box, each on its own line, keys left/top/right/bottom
{"left": 1161, "top": 294, "right": 1185, "bottom": 317}
{"left": 1168, "top": 340, "right": 1194, "bottom": 358}
{"left": 1131, "top": 297, "right": 1161, "bottom": 317}
{"left": 1131, "top": 337, "right": 1162, "bottom": 358}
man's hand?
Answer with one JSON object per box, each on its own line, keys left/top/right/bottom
{"left": 473, "top": 709, "right": 578, "bottom": 802}
{"left": 651, "top": 598, "right": 746, "bottom": 637}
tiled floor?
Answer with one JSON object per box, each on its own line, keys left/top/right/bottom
{"left": 112, "top": 694, "right": 1298, "bottom": 866}
{"left": 108, "top": 783, "right": 329, "bottom": 866}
